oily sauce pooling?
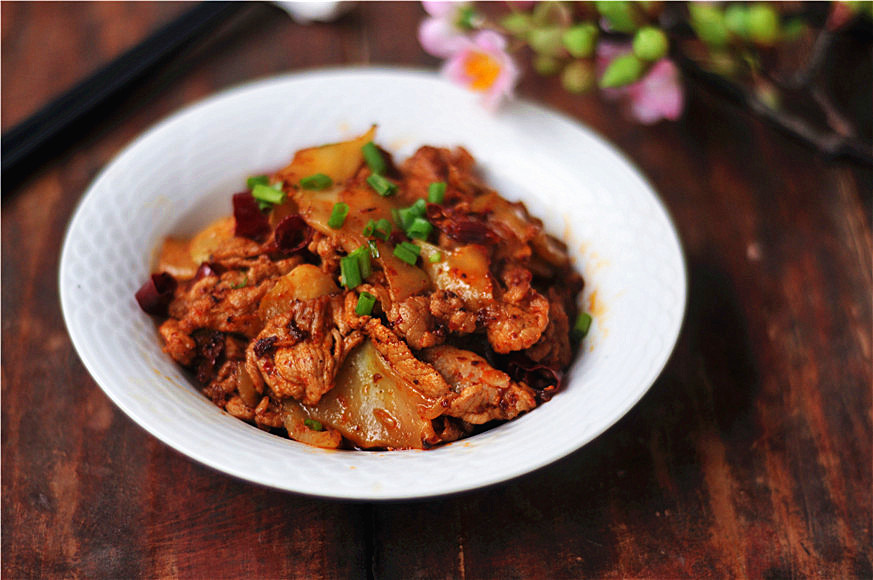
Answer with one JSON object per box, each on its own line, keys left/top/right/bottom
{"left": 137, "top": 128, "right": 586, "bottom": 450}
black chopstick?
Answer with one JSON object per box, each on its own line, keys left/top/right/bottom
{"left": 1, "top": 1, "right": 243, "bottom": 191}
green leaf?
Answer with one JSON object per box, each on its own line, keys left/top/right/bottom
{"left": 724, "top": 4, "right": 750, "bottom": 39}
{"left": 533, "top": 54, "right": 563, "bottom": 76}
{"left": 501, "top": 12, "right": 532, "bottom": 38}
{"left": 599, "top": 54, "right": 646, "bottom": 89}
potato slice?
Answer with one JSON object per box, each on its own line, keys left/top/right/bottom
{"left": 282, "top": 401, "right": 343, "bottom": 449}
{"left": 418, "top": 241, "right": 493, "bottom": 308}
{"left": 156, "top": 237, "right": 197, "bottom": 280}
{"left": 259, "top": 264, "right": 339, "bottom": 321}
{"left": 276, "top": 126, "right": 376, "bottom": 188}
{"left": 301, "top": 340, "right": 437, "bottom": 449}
{"left": 189, "top": 216, "right": 235, "bottom": 265}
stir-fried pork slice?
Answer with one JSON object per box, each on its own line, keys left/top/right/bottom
{"left": 387, "top": 295, "right": 444, "bottom": 350}
{"left": 486, "top": 263, "right": 549, "bottom": 354}
{"left": 159, "top": 319, "right": 197, "bottom": 365}
{"left": 421, "top": 345, "right": 537, "bottom": 424}
{"left": 525, "top": 287, "right": 573, "bottom": 368}
{"left": 364, "top": 318, "right": 452, "bottom": 408}
{"left": 429, "top": 290, "right": 478, "bottom": 335}
{"left": 399, "top": 146, "right": 479, "bottom": 204}
{"left": 247, "top": 295, "right": 364, "bottom": 405}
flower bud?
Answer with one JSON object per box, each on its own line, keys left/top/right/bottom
{"left": 724, "top": 4, "right": 750, "bottom": 38}
{"left": 529, "top": 26, "right": 565, "bottom": 57}
{"left": 688, "top": 3, "right": 729, "bottom": 47}
{"left": 533, "top": 55, "right": 562, "bottom": 76}
{"left": 561, "top": 60, "right": 595, "bottom": 93}
{"left": 501, "top": 12, "right": 533, "bottom": 38}
{"left": 748, "top": 3, "right": 780, "bottom": 45}
{"left": 600, "top": 53, "right": 646, "bottom": 88}
{"left": 633, "top": 27, "right": 669, "bottom": 61}
{"left": 562, "top": 23, "right": 598, "bottom": 58}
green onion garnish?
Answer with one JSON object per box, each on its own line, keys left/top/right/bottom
{"left": 252, "top": 183, "right": 286, "bottom": 205}
{"left": 304, "top": 418, "right": 324, "bottom": 431}
{"left": 393, "top": 245, "right": 418, "bottom": 266}
{"left": 361, "top": 142, "right": 387, "bottom": 175}
{"left": 247, "top": 175, "right": 269, "bottom": 189}
{"left": 328, "top": 202, "right": 349, "bottom": 229}
{"left": 349, "top": 245, "right": 372, "bottom": 279}
{"left": 374, "top": 218, "right": 392, "bottom": 241}
{"left": 367, "top": 240, "right": 380, "bottom": 258}
{"left": 340, "top": 254, "right": 362, "bottom": 289}
{"left": 573, "top": 312, "right": 593, "bottom": 338}
{"left": 411, "top": 198, "right": 427, "bottom": 216}
{"left": 407, "top": 217, "right": 433, "bottom": 240}
{"left": 355, "top": 291, "right": 377, "bottom": 316}
{"left": 399, "top": 241, "right": 421, "bottom": 256}
{"left": 362, "top": 219, "right": 376, "bottom": 237}
{"left": 396, "top": 207, "right": 416, "bottom": 231}
{"left": 428, "top": 182, "right": 446, "bottom": 204}
{"left": 428, "top": 251, "right": 442, "bottom": 263}
{"left": 300, "top": 173, "right": 333, "bottom": 190}
{"left": 367, "top": 174, "right": 397, "bottom": 197}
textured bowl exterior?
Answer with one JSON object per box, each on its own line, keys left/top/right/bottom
{"left": 59, "top": 69, "right": 686, "bottom": 500}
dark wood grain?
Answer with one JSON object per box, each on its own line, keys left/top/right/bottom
{"left": 3, "top": 2, "right": 870, "bottom": 578}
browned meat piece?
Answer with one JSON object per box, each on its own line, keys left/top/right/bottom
{"left": 168, "top": 269, "right": 276, "bottom": 338}
{"left": 225, "top": 395, "right": 256, "bottom": 421}
{"left": 399, "top": 146, "right": 479, "bottom": 203}
{"left": 388, "top": 295, "right": 444, "bottom": 350}
{"left": 254, "top": 396, "right": 284, "bottom": 429}
{"left": 158, "top": 318, "right": 196, "bottom": 365}
{"left": 308, "top": 232, "right": 343, "bottom": 274}
{"left": 525, "top": 288, "right": 573, "bottom": 368}
{"left": 429, "top": 291, "right": 478, "bottom": 335}
{"left": 486, "top": 263, "right": 549, "bottom": 353}
{"left": 421, "top": 345, "right": 537, "bottom": 424}
{"left": 248, "top": 295, "right": 364, "bottom": 405}
{"left": 364, "top": 318, "right": 452, "bottom": 403}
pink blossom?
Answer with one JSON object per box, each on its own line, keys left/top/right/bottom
{"left": 442, "top": 30, "right": 519, "bottom": 110}
{"left": 597, "top": 42, "right": 684, "bottom": 124}
{"left": 418, "top": 2, "right": 474, "bottom": 58}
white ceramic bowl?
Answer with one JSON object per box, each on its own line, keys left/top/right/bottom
{"left": 60, "top": 68, "right": 686, "bottom": 500}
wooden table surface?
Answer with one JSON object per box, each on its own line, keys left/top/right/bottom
{"left": 3, "top": 2, "right": 871, "bottom": 578}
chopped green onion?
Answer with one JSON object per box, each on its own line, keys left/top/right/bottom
{"left": 407, "top": 217, "right": 433, "bottom": 240}
{"left": 399, "top": 241, "right": 421, "bottom": 256}
{"left": 367, "top": 240, "right": 380, "bottom": 258}
{"left": 428, "top": 251, "right": 442, "bottom": 263}
{"left": 573, "top": 312, "right": 593, "bottom": 338}
{"left": 340, "top": 254, "right": 362, "bottom": 289}
{"left": 252, "top": 183, "right": 286, "bottom": 205}
{"left": 396, "top": 207, "right": 416, "bottom": 231}
{"left": 411, "top": 198, "right": 427, "bottom": 216}
{"left": 367, "top": 174, "right": 396, "bottom": 197}
{"left": 349, "top": 245, "right": 372, "bottom": 279}
{"left": 361, "top": 142, "right": 387, "bottom": 175}
{"left": 362, "top": 219, "right": 376, "bottom": 237}
{"left": 374, "top": 218, "right": 392, "bottom": 241}
{"left": 247, "top": 175, "right": 269, "bottom": 189}
{"left": 328, "top": 202, "right": 349, "bottom": 229}
{"left": 428, "top": 182, "right": 446, "bottom": 204}
{"left": 304, "top": 418, "right": 324, "bottom": 431}
{"left": 300, "top": 173, "right": 333, "bottom": 190}
{"left": 355, "top": 291, "right": 377, "bottom": 316}
{"left": 393, "top": 243, "right": 419, "bottom": 266}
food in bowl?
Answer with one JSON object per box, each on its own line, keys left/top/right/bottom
{"left": 136, "top": 128, "right": 590, "bottom": 450}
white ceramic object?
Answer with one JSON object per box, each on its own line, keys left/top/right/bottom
{"left": 60, "top": 69, "right": 686, "bottom": 500}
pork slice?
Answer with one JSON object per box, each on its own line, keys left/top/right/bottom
{"left": 421, "top": 345, "right": 537, "bottom": 424}
{"left": 388, "top": 295, "right": 444, "bottom": 350}
{"left": 485, "top": 264, "right": 549, "bottom": 353}
{"left": 247, "top": 295, "right": 364, "bottom": 405}
{"left": 364, "top": 318, "right": 452, "bottom": 402}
